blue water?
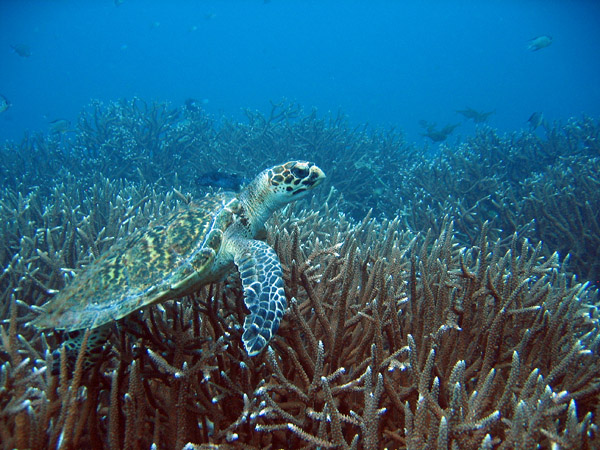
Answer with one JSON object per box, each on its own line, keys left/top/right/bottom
{"left": 1, "top": 0, "right": 599, "bottom": 146}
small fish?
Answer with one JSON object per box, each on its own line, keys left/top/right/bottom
{"left": 0, "top": 94, "right": 10, "bottom": 114}
{"left": 196, "top": 171, "right": 248, "bottom": 191}
{"left": 527, "top": 112, "right": 544, "bottom": 131}
{"left": 528, "top": 35, "right": 552, "bottom": 51}
{"left": 49, "top": 119, "right": 72, "bottom": 134}
{"left": 114, "top": 0, "right": 125, "bottom": 6}
{"left": 456, "top": 107, "right": 495, "bottom": 123}
{"left": 10, "top": 43, "right": 32, "bottom": 57}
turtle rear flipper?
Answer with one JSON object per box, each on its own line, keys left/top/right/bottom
{"left": 51, "top": 325, "right": 112, "bottom": 375}
{"left": 233, "top": 239, "right": 287, "bottom": 356}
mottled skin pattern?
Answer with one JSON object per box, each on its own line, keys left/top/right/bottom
{"left": 31, "top": 161, "right": 325, "bottom": 370}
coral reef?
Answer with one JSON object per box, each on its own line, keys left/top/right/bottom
{"left": 1, "top": 99, "right": 599, "bottom": 448}
{"left": 1, "top": 193, "right": 599, "bottom": 449}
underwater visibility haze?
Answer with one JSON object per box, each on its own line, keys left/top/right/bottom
{"left": 1, "top": 1, "right": 600, "bottom": 143}
{"left": 1, "top": 1, "right": 600, "bottom": 449}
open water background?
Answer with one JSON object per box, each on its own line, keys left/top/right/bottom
{"left": 1, "top": 0, "right": 599, "bottom": 146}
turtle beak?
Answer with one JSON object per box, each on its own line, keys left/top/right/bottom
{"left": 302, "top": 165, "right": 325, "bottom": 188}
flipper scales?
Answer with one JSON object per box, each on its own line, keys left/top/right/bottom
{"left": 234, "top": 239, "right": 286, "bottom": 356}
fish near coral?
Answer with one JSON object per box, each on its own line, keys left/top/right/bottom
{"left": 528, "top": 111, "right": 544, "bottom": 131}
{"left": 528, "top": 35, "right": 552, "bottom": 51}
{"left": 420, "top": 121, "right": 460, "bottom": 142}
{"left": 31, "top": 161, "right": 325, "bottom": 371}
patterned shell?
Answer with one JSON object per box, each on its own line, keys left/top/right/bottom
{"left": 33, "top": 192, "right": 240, "bottom": 331}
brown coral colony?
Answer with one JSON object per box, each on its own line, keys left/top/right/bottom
{"left": 0, "top": 99, "right": 599, "bottom": 449}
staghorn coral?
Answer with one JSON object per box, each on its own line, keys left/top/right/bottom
{"left": 256, "top": 209, "right": 600, "bottom": 449}
{"left": 2, "top": 99, "right": 598, "bottom": 274}
{"left": 1, "top": 99, "right": 600, "bottom": 448}
{"left": 1, "top": 187, "right": 599, "bottom": 449}
{"left": 519, "top": 155, "right": 600, "bottom": 284}
{"left": 0, "top": 99, "right": 419, "bottom": 218}
{"left": 389, "top": 122, "right": 600, "bottom": 285}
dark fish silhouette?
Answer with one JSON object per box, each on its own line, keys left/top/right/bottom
{"left": 527, "top": 112, "right": 544, "bottom": 131}
{"left": 528, "top": 35, "right": 552, "bottom": 51}
{"left": 196, "top": 171, "right": 248, "bottom": 191}
{"left": 419, "top": 121, "right": 460, "bottom": 142}
{"left": 10, "top": 43, "right": 31, "bottom": 57}
{"left": 456, "top": 107, "right": 495, "bottom": 123}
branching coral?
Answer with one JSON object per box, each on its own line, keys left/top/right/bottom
{"left": 0, "top": 99, "right": 419, "bottom": 218}
{"left": 391, "top": 122, "right": 600, "bottom": 285}
{"left": 258, "top": 210, "right": 600, "bottom": 449}
{"left": 1, "top": 100, "right": 599, "bottom": 448}
{"left": 2, "top": 188, "right": 598, "bottom": 449}
{"left": 519, "top": 156, "right": 600, "bottom": 284}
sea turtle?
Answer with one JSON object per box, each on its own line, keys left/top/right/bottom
{"left": 31, "top": 161, "right": 325, "bottom": 369}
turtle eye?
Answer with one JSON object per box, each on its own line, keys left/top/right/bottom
{"left": 291, "top": 165, "right": 309, "bottom": 179}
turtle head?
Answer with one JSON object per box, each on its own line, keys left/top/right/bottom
{"left": 239, "top": 161, "right": 325, "bottom": 233}
{"left": 264, "top": 161, "right": 325, "bottom": 203}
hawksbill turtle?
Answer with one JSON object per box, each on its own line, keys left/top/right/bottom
{"left": 31, "top": 161, "right": 325, "bottom": 368}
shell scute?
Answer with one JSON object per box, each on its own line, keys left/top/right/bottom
{"left": 33, "top": 193, "right": 238, "bottom": 331}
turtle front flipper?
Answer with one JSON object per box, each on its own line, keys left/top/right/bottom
{"left": 233, "top": 239, "right": 287, "bottom": 356}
